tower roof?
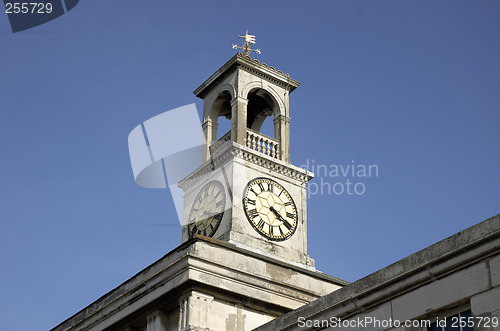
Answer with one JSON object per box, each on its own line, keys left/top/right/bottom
{"left": 194, "top": 53, "right": 300, "bottom": 99}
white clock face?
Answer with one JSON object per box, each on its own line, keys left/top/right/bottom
{"left": 188, "top": 180, "right": 225, "bottom": 238}
{"left": 243, "top": 178, "right": 298, "bottom": 241}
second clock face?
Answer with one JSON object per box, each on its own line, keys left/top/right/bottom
{"left": 188, "top": 180, "right": 225, "bottom": 238}
{"left": 243, "top": 178, "right": 298, "bottom": 241}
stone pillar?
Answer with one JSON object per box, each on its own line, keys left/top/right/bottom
{"left": 226, "top": 303, "right": 247, "bottom": 331}
{"left": 274, "top": 115, "right": 291, "bottom": 162}
{"left": 146, "top": 310, "right": 169, "bottom": 331}
{"left": 230, "top": 97, "right": 248, "bottom": 146}
{"left": 178, "top": 291, "right": 214, "bottom": 331}
{"left": 201, "top": 120, "right": 218, "bottom": 162}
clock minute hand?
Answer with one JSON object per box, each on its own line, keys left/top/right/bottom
{"left": 269, "top": 206, "right": 281, "bottom": 219}
{"left": 270, "top": 206, "right": 286, "bottom": 222}
{"left": 270, "top": 206, "right": 293, "bottom": 230}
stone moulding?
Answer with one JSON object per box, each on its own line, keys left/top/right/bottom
{"left": 193, "top": 53, "right": 300, "bottom": 99}
{"left": 177, "top": 142, "right": 313, "bottom": 191}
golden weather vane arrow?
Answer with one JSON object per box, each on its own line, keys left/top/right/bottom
{"left": 232, "top": 30, "right": 261, "bottom": 57}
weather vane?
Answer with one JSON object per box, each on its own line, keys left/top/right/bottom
{"left": 232, "top": 30, "right": 261, "bottom": 57}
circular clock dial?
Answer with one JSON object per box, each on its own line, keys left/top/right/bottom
{"left": 188, "top": 180, "right": 225, "bottom": 238}
{"left": 243, "top": 178, "right": 298, "bottom": 241}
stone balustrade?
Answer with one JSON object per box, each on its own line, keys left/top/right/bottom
{"left": 209, "top": 129, "right": 280, "bottom": 159}
{"left": 210, "top": 130, "right": 231, "bottom": 155}
{"left": 246, "top": 129, "right": 280, "bottom": 159}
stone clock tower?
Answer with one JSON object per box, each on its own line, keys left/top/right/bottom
{"left": 179, "top": 52, "right": 315, "bottom": 268}
{"left": 52, "top": 45, "right": 347, "bottom": 331}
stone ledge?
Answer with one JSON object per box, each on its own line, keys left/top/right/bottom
{"left": 178, "top": 142, "right": 313, "bottom": 191}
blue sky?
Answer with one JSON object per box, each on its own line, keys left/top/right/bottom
{"left": 1, "top": 1, "right": 499, "bottom": 330}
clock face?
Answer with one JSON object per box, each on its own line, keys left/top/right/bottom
{"left": 188, "top": 180, "right": 226, "bottom": 238}
{"left": 243, "top": 178, "right": 298, "bottom": 241}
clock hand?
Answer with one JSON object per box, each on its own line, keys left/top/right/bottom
{"left": 269, "top": 207, "right": 283, "bottom": 221}
{"left": 270, "top": 206, "right": 293, "bottom": 230}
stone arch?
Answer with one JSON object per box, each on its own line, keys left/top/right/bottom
{"left": 246, "top": 88, "right": 276, "bottom": 133}
{"left": 201, "top": 84, "right": 235, "bottom": 161}
{"left": 241, "top": 81, "right": 286, "bottom": 117}
{"left": 242, "top": 82, "right": 286, "bottom": 137}
{"left": 203, "top": 84, "right": 235, "bottom": 122}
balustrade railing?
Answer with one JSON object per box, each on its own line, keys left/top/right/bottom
{"left": 209, "top": 130, "right": 231, "bottom": 155}
{"left": 246, "top": 129, "right": 280, "bottom": 159}
{"left": 209, "top": 129, "right": 280, "bottom": 159}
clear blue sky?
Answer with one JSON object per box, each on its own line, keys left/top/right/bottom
{"left": 1, "top": 1, "right": 499, "bottom": 330}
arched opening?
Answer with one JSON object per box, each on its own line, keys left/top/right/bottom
{"left": 210, "top": 90, "right": 232, "bottom": 140}
{"left": 246, "top": 89, "right": 277, "bottom": 139}
{"left": 203, "top": 87, "right": 286, "bottom": 162}
{"left": 216, "top": 92, "right": 232, "bottom": 140}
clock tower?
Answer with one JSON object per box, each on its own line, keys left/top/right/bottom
{"left": 52, "top": 36, "right": 348, "bottom": 331}
{"left": 178, "top": 51, "right": 316, "bottom": 268}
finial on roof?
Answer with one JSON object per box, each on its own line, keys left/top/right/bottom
{"left": 232, "top": 30, "right": 261, "bottom": 57}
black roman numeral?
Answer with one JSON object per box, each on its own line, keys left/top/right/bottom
{"left": 248, "top": 209, "right": 259, "bottom": 218}
{"left": 258, "top": 183, "right": 265, "bottom": 192}
{"left": 286, "top": 212, "right": 295, "bottom": 219}
{"left": 246, "top": 199, "right": 256, "bottom": 205}
{"left": 257, "top": 219, "right": 265, "bottom": 229}
{"left": 284, "top": 202, "right": 291, "bottom": 206}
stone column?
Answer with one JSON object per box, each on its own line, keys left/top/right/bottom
{"left": 230, "top": 97, "right": 248, "bottom": 146}
{"left": 178, "top": 291, "right": 214, "bottom": 331}
{"left": 146, "top": 310, "right": 169, "bottom": 331}
{"left": 201, "top": 120, "right": 218, "bottom": 162}
{"left": 274, "top": 115, "right": 291, "bottom": 162}
{"left": 226, "top": 303, "right": 247, "bottom": 331}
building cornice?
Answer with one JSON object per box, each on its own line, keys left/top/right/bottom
{"left": 177, "top": 142, "right": 313, "bottom": 191}
{"left": 193, "top": 53, "right": 300, "bottom": 99}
